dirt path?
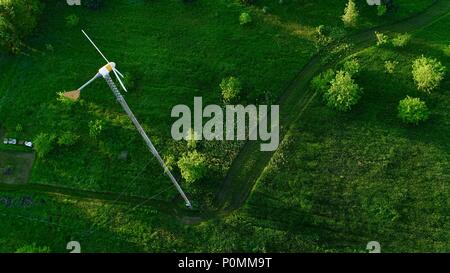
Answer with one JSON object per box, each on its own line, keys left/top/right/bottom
{"left": 1, "top": 0, "right": 449, "bottom": 220}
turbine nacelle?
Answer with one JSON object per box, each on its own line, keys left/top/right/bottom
{"left": 63, "top": 30, "right": 128, "bottom": 101}
{"left": 99, "top": 62, "right": 116, "bottom": 77}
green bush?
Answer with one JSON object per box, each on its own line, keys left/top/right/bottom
{"left": 412, "top": 55, "right": 446, "bottom": 93}
{"left": 34, "top": 133, "right": 56, "bottom": 158}
{"left": 220, "top": 76, "right": 241, "bottom": 104}
{"left": 324, "top": 70, "right": 362, "bottom": 112}
{"left": 392, "top": 33, "right": 411, "bottom": 48}
{"left": 375, "top": 31, "right": 389, "bottom": 46}
{"left": 239, "top": 12, "right": 252, "bottom": 26}
{"left": 342, "top": 58, "right": 360, "bottom": 76}
{"left": 398, "top": 96, "right": 430, "bottom": 125}
{"left": 311, "top": 69, "right": 335, "bottom": 94}
{"left": 88, "top": 120, "right": 105, "bottom": 139}
{"left": 0, "top": 0, "right": 42, "bottom": 53}
{"left": 384, "top": 60, "right": 398, "bottom": 74}
{"left": 57, "top": 132, "right": 80, "bottom": 146}
{"left": 177, "top": 151, "right": 207, "bottom": 184}
{"left": 342, "top": 0, "right": 359, "bottom": 28}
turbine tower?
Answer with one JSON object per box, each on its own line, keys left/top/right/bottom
{"left": 64, "top": 30, "right": 193, "bottom": 209}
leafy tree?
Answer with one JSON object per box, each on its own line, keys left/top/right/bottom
{"left": 311, "top": 69, "right": 335, "bottom": 94}
{"left": 392, "top": 33, "right": 411, "bottom": 48}
{"left": 34, "top": 133, "right": 56, "bottom": 158}
{"left": 375, "top": 31, "right": 389, "bottom": 46}
{"left": 239, "top": 12, "right": 252, "bottom": 26}
{"left": 412, "top": 55, "right": 446, "bottom": 93}
{"left": 178, "top": 151, "right": 207, "bottom": 184}
{"left": 0, "top": 0, "right": 42, "bottom": 53}
{"left": 324, "top": 70, "right": 362, "bottom": 112}
{"left": 384, "top": 60, "right": 398, "bottom": 74}
{"left": 186, "top": 128, "right": 199, "bottom": 149}
{"left": 313, "top": 25, "right": 332, "bottom": 49}
{"left": 88, "top": 120, "right": 105, "bottom": 139}
{"left": 220, "top": 76, "right": 241, "bottom": 104}
{"left": 58, "top": 132, "right": 80, "bottom": 146}
{"left": 342, "top": 58, "right": 360, "bottom": 76}
{"left": 342, "top": 0, "right": 359, "bottom": 28}
{"left": 398, "top": 96, "right": 429, "bottom": 125}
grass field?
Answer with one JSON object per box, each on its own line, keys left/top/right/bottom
{"left": 0, "top": 0, "right": 448, "bottom": 253}
{"left": 0, "top": 0, "right": 434, "bottom": 202}
{"left": 243, "top": 11, "right": 450, "bottom": 252}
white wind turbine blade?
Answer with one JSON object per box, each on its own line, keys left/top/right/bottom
{"left": 113, "top": 68, "right": 124, "bottom": 78}
{"left": 113, "top": 69, "right": 128, "bottom": 92}
{"left": 81, "top": 29, "right": 110, "bottom": 64}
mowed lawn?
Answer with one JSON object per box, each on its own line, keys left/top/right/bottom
{"left": 243, "top": 13, "right": 450, "bottom": 252}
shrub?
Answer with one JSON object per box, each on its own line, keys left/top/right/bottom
{"left": 324, "top": 70, "right": 362, "bottom": 112}
{"left": 34, "top": 133, "right": 56, "bottom": 158}
{"left": 88, "top": 120, "right": 105, "bottom": 139}
{"left": 412, "top": 55, "right": 446, "bottom": 93}
{"left": 220, "top": 76, "right": 241, "bottom": 104}
{"left": 342, "top": 58, "right": 360, "bottom": 76}
{"left": 186, "top": 128, "right": 198, "bottom": 149}
{"left": 65, "top": 14, "right": 80, "bottom": 28}
{"left": 342, "top": 0, "right": 359, "bottom": 28}
{"left": 384, "top": 60, "right": 398, "bottom": 74}
{"left": 398, "top": 96, "right": 430, "bottom": 125}
{"left": 239, "top": 12, "right": 252, "bottom": 25}
{"left": 177, "top": 151, "right": 207, "bottom": 184}
{"left": 57, "top": 132, "right": 80, "bottom": 146}
{"left": 392, "top": 33, "right": 411, "bottom": 48}
{"left": 311, "top": 69, "right": 335, "bottom": 94}
{"left": 314, "top": 25, "right": 330, "bottom": 47}
{"left": 375, "top": 31, "right": 389, "bottom": 46}
{"left": 0, "top": 0, "right": 42, "bottom": 53}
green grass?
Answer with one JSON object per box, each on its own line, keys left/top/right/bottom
{"left": 0, "top": 0, "right": 434, "bottom": 202}
{"left": 0, "top": 0, "right": 446, "bottom": 253}
{"left": 1, "top": 0, "right": 319, "bottom": 200}
{"left": 242, "top": 12, "right": 450, "bottom": 252}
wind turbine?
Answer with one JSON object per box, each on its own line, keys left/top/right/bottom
{"left": 64, "top": 30, "right": 193, "bottom": 209}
